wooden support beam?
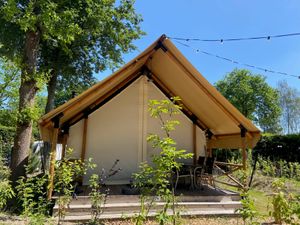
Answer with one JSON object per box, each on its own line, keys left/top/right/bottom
{"left": 213, "top": 131, "right": 257, "bottom": 142}
{"left": 214, "top": 179, "right": 241, "bottom": 188}
{"left": 81, "top": 116, "right": 88, "bottom": 162}
{"left": 61, "top": 130, "right": 69, "bottom": 159}
{"left": 215, "top": 166, "right": 241, "bottom": 176}
{"left": 60, "top": 125, "right": 69, "bottom": 159}
{"left": 206, "top": 129, "right": 213, "bottom": 157}
{"left": 242, "top": 137, "right": 247, "bottom": 171}
{"left": 240, "top": 125, "right": 247, "bottom": 171}
{"left": 47, "top": 114, "right": 62, "bottom": 200}
{"left": 193, "top": 123, "right": 197, "bottom": 165}
{"left": 214, "top": 161, "right": 243, "bottom": 168}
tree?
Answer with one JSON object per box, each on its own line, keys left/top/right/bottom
{"left": 215, "top": 69, "right": 282, "bottom": 133}
{"left": 0, "top": 58, "right": 19, "bottom": 109}
{"left": 0, "top": 0, "right": 143, "bottom": 183}
{"left": 40, "top": 41, "right": 97, "bottom": 112}
{"left": 38, "top": 0, "right": 144, "bottom": 113}
{"left": 277, "top": 80, "right": 300, "bottom": 134}
{"left": 0, "top": 58, "right": 19, "bottom": 128}
{"left": 54, "top": 73, "right": 96, "bottom": 107}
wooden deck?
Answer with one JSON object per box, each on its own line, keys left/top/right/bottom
{"left": 53, "top": 184, "right": 241, "bottom": 222}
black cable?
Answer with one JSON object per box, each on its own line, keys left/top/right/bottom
{"left": 168, "top": 32, "right": 300, "bottom": 43}
{"left": 175, "top": 40, "right": 300, "bottom": 79}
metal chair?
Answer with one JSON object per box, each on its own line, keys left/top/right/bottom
{"left": 193, "top": 156, "right": 206, "bottom": 188}
{"left": 174, "top": 164, "right": 194, "bottom": 190}
{"left": 194, "top": 157, "right": 215, "bottom": 189}
{"left": 200, "top": 157, "right": 215, "bottom": 187}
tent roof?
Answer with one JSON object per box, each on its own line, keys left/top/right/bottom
{"left": 39, "top": 35, "right": 261, "bottom": 148}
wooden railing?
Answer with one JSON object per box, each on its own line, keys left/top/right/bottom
{"left": 213, "top": 161, "right": 246, "bottom": 189}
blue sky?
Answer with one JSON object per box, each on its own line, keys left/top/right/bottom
{"left": 99, "top": 0, "right": 300, "bottom": 90}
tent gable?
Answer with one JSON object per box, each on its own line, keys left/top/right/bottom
{"left": 39, "top": 35, "right": 260, "bottom": 149}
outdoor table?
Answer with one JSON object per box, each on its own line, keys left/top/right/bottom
{"left": 175, "top": 164, "right": 196, "bottom": 190}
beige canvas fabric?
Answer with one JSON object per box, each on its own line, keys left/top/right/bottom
{"left": 39, "top": 35, "right": 260, "bottom": 149}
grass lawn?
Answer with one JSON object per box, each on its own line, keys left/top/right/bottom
{"left": 248, "top": 188, "right": 270, "bottom": 216}
{"left": 216, "top": 171, "right": 300, "bottom": 221}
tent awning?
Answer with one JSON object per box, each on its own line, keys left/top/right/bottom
{"left": 39, "top": 35, "right": 261, "bottom": 149}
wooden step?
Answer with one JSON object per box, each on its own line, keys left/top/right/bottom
{"left": 60, "top": 209, "right": 239, "bottom": 222}
{"left": 54, "top": 194, "right": 240, "bottom": 204}
{"left": 53, "top": 199, "right": 242, "bottom": 221}
{"left": 54, "top": 201, "right": 241, "bottom": 212}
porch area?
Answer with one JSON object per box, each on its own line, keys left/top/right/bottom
{"left": 53, "top": 184, "right": 241, "bottom": 222}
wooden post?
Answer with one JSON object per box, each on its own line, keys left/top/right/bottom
{"left": 206, "top": 129, "right": 213, "bottom": 157}
{"left": 80, "top": 116, "right": 88, "bottom": 162}
{"left": 193, "top": 123, "right": 197, "bottom": 165}
{"left": 47, "top": 114, "right": 62, "bottom": 200}
{"left": 242, "top": 138, "right": 247, "bottom": 171}
{"left": 240, "top": 125, "right": 247, "bottom": 171}
{"left": 61, "top": 126, "right": 69, "bottom": 159}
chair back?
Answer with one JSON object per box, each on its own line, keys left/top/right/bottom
{"left": 197, "top": 156, "right": 205, "bottom": 166}
{"left": 205, "top": 157, "right": 215, "bottom": 174}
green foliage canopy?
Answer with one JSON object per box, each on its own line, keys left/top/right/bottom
{"left": 37, "top": 0, "right": 145, "bottom": 110}
{"left": 0, "top": 0, "right": 144, "bottom": 182}
{"left": 0, "top": 0, "right": 144, "bottom": 105}
{"left": 215, "top": 69, "right": 282, "bottom": 133}
{"left": 0, "top": 58, "right": 19, "bottom": 109}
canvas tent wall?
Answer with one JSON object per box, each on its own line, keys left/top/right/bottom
{"left": 66, "top": 76, "right": 206, "bottom": 184}
{"left": 39, "top": 35, "right": 261, "bottom": 196}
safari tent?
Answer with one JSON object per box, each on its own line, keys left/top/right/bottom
{"left": 39, "top": 35, "right": 261, "bottom": 198}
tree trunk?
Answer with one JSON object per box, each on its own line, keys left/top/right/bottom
{"left": 45, "top": 70, "right": 58, "bottom": 113}
{"left": 10, "top": 30, "right": 40, "bottom": 184}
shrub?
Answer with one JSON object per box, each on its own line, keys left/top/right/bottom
{"left": 54, "top": 148, "right": 95, "bottom": 223}
{"left": 257, "top": 156, "right": 300, "bottom": 180}
{"left": 257, "top": 157, "right": 276, "bottom": 177}
{"left": 269, "top": 178, "right": 300, "bottom": 224}
{"left": 0, "top": 125, "right": 14, "bottom": 162}
{"left": 16, "top": 174, "right": 50, "bottom": 221}
{"left": 0, "top": 155, "right": 14, "bottom": 210}
{"left": 236, "top": 189, "right": 259, "bottom": 225}
{"left": 88, "top": 159, "right": 121, "bottom": 225}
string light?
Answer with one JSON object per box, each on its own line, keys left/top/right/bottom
{"left": 175, "top": 41, "right": 300, "bottom": 79}
{"left": 168, "top": 32, "right": 300, "bottom": 43}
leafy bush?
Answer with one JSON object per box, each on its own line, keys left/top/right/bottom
{"left": 0, "top": 125, "right": 15, "bottom": 162}
{"left": 257, "top": 157, "right": 276, "bottom": 177}
{"left": 269, "top": 179, "right": 300, "bottom": 225}
{"left": 54, "top": 148, "right": 95, "bottom": 222}
{"left": 16, "top": 174, "right": 50, "bottom": 217}
{"left": 257, "top": 156, "right": 300, "bottom": 180}
{"left": 236, "top": 189, "right": 259, "bottom": 225}
{"left": 89, "top": 174, "right": 105, "bottom": 224}
{"left": 0, "top": 155, "right": 14, "bottom": 210}
{"left": 88, "top": 160, "right": 121, "bottom": 224}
